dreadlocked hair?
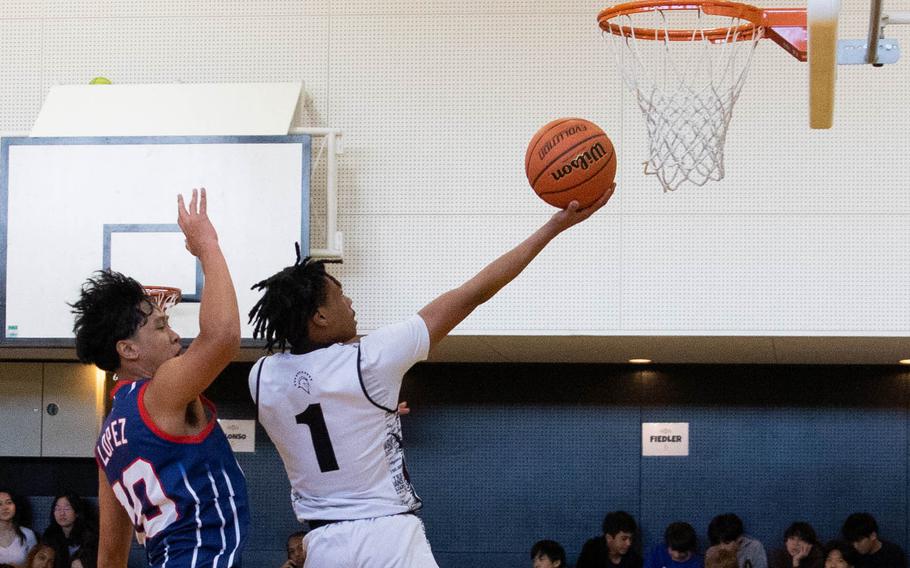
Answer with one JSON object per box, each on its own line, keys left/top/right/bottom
{"left": 70, "top": 270, "right": 152, "bottom": 372}
{"left": 248, "top": 243, "right": 341, "bottom": 353}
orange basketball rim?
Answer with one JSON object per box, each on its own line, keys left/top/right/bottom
{"left": 598, "top": 0, "right": 808, "bottom": 61}
{"left": 597, "top": 0, "right": 810, "bottom": 191}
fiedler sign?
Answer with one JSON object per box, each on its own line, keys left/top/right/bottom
{"left": 642, "top": 422, "right": 689, "bottom": 457}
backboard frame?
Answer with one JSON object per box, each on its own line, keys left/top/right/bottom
{"left": 0, "top": 134, "right": 312, "bottom": 347}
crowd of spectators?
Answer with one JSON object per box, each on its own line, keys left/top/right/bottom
{"left": 0, "top": 490, "right": 96, "bottom": 568}
{"left": 532, "top": 512, "right": 907, "bottom": 568}
{"left": 3, "top": 485, "right": 907, "bottom": 568}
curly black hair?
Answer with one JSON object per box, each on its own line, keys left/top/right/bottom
{"left": 248, "top": 243, "right": 340, "bottom": 353}
{"left": 70, "top": 271, "right": 152, "bottom": 372}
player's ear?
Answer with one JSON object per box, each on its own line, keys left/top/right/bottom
{"left": 116, "top": 339, "right": 139, "bottom": 361}
{"left": 311, "top": 307, "right": 329, "bottom": 329}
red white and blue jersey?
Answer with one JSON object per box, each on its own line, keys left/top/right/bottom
{"left": 96, "top": 379, "right": 249, "bottom": 568}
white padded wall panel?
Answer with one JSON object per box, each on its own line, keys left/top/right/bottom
{"left": 42, "top": 16, "right": 328, "bottom": 102}
{"left": 45, "top": 0, "right": 329, "bottom": 18}
{"left": 622, "top": 215, "right": 785, "bottom": 332}
{"left": 769, "top": 216, "right": 910, "bottom": 333}
{"left": 2, "top": 0, "right": 909, "bottom": 344}
{"left": 330, "top": 12, "right": 622, "bottom": 216}
{"left": 622, "top": 215, "right": 910, "bottom": 333}
{"left": 333, "top": 1, "right": 609, "bottom": 15}
{"left": 0, "top": 19, "right": 42, "bottom": 133}
{"left": 0, "top": 2, "right": 45, "bottom": 18}
{"left": 333, "top": 212, "right": 622, "bottom": 334}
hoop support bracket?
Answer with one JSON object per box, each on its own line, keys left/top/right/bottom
{"left": 762, "top": 9, "right": 807, "bottom": 61}
{"left": 288, "top": 126, "right": 344, "bottom": 260}
{"left": 837, "top": 38, "right": 901, "bottom": 64}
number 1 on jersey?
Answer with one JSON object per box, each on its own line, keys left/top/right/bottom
{"left": 295, "top": 403, "right": 340, "bottom": 472}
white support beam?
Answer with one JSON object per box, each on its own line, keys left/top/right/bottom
{"left": 289, "top": 127, "right": 344, "bottom": 259}
{"left": 883, "top": 11, "right": 910, "bottom": 25}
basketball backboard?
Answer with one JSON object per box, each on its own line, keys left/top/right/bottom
{"left": 0, "top": 135, "right": 311, "bottom": 345}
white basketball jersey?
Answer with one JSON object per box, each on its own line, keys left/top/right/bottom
{"left": 250, "top": 315, "right": 430, "bottom": 522}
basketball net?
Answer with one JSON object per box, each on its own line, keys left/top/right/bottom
{"left": 602, "top": 4, "right": 763, "bottom": 191}
{"left": 143, "top": 286, "right": 182, "bottom": 312}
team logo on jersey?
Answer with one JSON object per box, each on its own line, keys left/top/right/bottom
{"left": 293, "top": 371, "right": 312, "bottom": 393}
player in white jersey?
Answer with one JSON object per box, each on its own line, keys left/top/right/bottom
{"left": 248, "top": 185, "right": 615, "bottom": 567}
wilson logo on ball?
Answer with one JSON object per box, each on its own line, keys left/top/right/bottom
{"left": 550, "top": 142, "right": 609, "bottom": 181}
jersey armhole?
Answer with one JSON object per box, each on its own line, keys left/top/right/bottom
{"left": 357, "top": 346, "right": 397, "bottom": 413}
{"left": 137, "top": 381, "right": 217, "bottom": 444}
{"left": 253, "top": 358, "right": 265, "bottom": 421}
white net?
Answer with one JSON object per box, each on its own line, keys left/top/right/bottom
{"left": 144, "top": 286, "right": 182, "bottom": 312}
{"left": 602, "top": 4, "right": 764, "bottom": 191}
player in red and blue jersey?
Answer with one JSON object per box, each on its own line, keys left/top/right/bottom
{"left": 73, "top": 189, "right": 248, "bottom": 567}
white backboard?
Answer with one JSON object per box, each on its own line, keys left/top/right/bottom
{"left": 0, "top": 135, "right": 311, "bottom": 344}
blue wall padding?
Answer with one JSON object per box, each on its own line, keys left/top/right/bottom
{"left": 6, "top": 363, "right": 908, "bottom": 568}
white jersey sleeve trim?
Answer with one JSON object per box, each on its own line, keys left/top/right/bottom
{"left": 358, "top": 315, "right": 430, "bottom": 410}
{"left": 356, "top": 346, "right": 396, "bottom": 413}
{"left": 248, "top": 357, "right": 266, "bottom": 407}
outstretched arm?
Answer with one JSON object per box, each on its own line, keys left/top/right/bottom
{"left": 97, "top": 469, "right": 132, "bottom": 568}
{"left": 145, "top": 188, "right": 240, "bottom": 410}
{"left": 418, "top": 185, "right": 614, "bottom": 350}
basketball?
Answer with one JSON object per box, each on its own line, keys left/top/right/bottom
{"left": 525, "top": 117, "right": 616, "bottom": 208}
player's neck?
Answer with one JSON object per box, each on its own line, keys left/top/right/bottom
{"left": 290, "top": 340, "right": 331, "bottom": 355}
{"left": 115, "top": 361, "right": 154, "bottom": 382}
{"left": 114, "top": 370, "right": 139, "bottom": 383}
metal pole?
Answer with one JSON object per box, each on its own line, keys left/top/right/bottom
{"left": 867, "top": 0, "right": 884, "bottom": 64}
{"left": 289, "top": 127, "right": 344, "bottom": 259}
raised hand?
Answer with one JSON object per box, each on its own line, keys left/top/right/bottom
{"left": 177, "top": 188, "right": 220, "bottom": 258}
{"left": 547, "top": 182, "right": 616, "bottom": 232}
